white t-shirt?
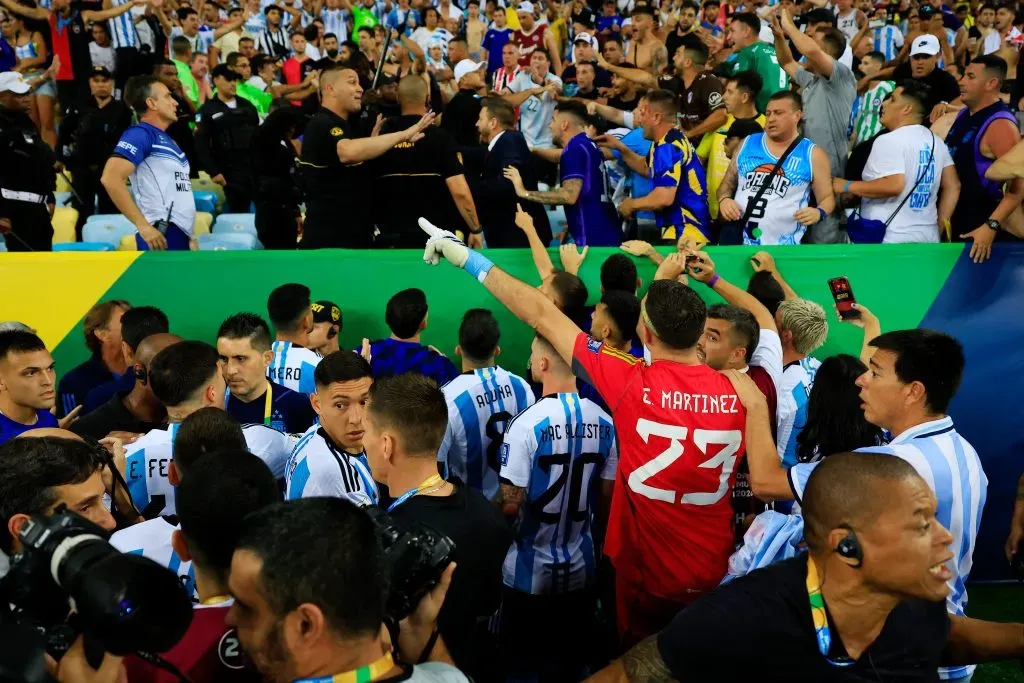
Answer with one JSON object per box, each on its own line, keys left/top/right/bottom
{"left": 507, "top": 70, "right": 561, "bottom": 149}
{"left": 90, "top": 43, "right": 116, "bottom": 73}
{"left": 862, "top": 124, "right": 953, "bottom": 244}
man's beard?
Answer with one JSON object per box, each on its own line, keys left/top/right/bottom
{"left": 327, "top": 48, "right": 339, "bottom": 58}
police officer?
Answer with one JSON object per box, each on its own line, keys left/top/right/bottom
{"left": 194, "top": 64, "right": 260, "bottom": 212}
{"left": 59, "top": 67, "right": 133, "bottom": 235}
{"left": 0, "top": 72, "right": 57, "bottom": 252}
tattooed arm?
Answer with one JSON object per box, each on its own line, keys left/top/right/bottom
{"left": 519, "top": 178, "right": 583, "bottom": 206}
{"left": 1005, "top": 473, "right": 1024, "bottom": 561}
{"left": 585, "top": 636, "right": 678, "bottom": 682}
{"left": 499, "top": 483, "right": 526, "bottom": 519}
{"left": 649, "top": 42, "right": 669, "bottom": 77}
{"left": 717, "top": 157, "right": 744, "bottom": 222}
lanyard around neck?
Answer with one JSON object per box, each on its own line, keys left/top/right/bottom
{"left": 807, "top": 558, "right": 854, "bottom": 667}
{"left": 387, "top": 473, "right": 444, "bottom": 513}
{"left": 262, "top": 382, "right": 273, "bottom": 426}
{"left": 293, "top": 652, "right": 394, "bottom": 683}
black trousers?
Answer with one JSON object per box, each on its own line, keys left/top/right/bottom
{"left": 69, "top": 164, "right": 117, "bottom": 237}
{"left": 499, "top": 586, "right": 598, "bottom": 682}
{"left": 255, "top": 201, "right": 299, "bottom": 249}
{"left": 223, "top": 175, "right": 254, "bottom": 214}
{"left": 4, "top": 202, "right": 53, "bottom": 251}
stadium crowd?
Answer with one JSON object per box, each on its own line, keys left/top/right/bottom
{"left": 1, "top": 0, "right": 1024, "bottom": 254}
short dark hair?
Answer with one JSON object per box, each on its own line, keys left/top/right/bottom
{"left": 682, "top": 41, "right": 709, "bottom": 66}
{"left": 226, "top": 51, "right": 245, "bottom": 68}
{"left": 424, "top": 5, "right": 439, "bottom": 18}
{"left": 83, "top": 300, "right": 131, "bottom": 355}
{"left": 125, "top": 75, "right": 163, "bottom": 115}
{"left": 814, "top": 26, "right": 846, "bottom": 60}
{"left": 707, "top": 303, "right": 760, "bottom": 364}
{"left": 314, "top": 350, "right": 372, "bottom": 388}
{"left": 643, "top": 280, "right": 706, "bottom": 350}
{"left": 731, "top": 11, "right": 761, "bottom": 35}
{"left": 555, "top": 98, "right": 589, "bottom": 125}
{"left": 173, "top": 407, "right": 247, "bottom": 473}
{"left": 532, "top": 47, "right": 551, "bottom": 62}
{"left": 239, "top": 36, "right": 255, "bottom": 45}
{"left": 802, "top": 452, "right": 919, "bottom": 551}
{"left": 600, "top": 290, "right": 641, "bottom": 343}
{"left": 176, "top": 6, "right": 197, "bottom": 20}
{"left": 170, "top": 35, "right": 192, "bottom": 57}
{"left": 120, "top": 306, "right": 170, "bottom": 351}
{"left": 482, "top": 95, "right": 516, "bottom": 129}
{"left": 896, "top": 80, "right": 931, "bottom": 118}
{"left": 550, "top": 271, "right": 589, "bottom": 319}
{"left": 746, "top": 271, "right": 785, "bottom": 316}
{"left": 303, "top": 23, "right": 318, "bottom": 40}
{"left": 704, "top": 0, "right": 721, "bottom": 7}
{"left": 645, "top": 88, "right": 679, "bottom": 118}
{"left": 768, "top": 89, "right": 803, "bottom": 111}
{"left": 357, "top": 24, "right": 374, "bottom": 37}
{"left": 149, "top": 341, "right": 220, "bottom": 407}
{"left": 177, "top": 452, "right": 279, "bottom": 585}
{"left": 0, "top": 437, "right": 107, "bottom": 552}
{"left": 252, "top": 53, "right": 275, "bottom": 73}
{"left": 728, "top": 69, "right": 763, "bottom": 99}
{"left": 863, "top": 50, "right": 887, "bottom": 64}
{"left": 267, "top": 283, "right": 312, "bottom": 333}
{"left": 681, "top": 0, "right": 700, "bottom": 11}
{"left": 385, "top": 288, "right": 429, "bottom": 339}
{"left": 868, "top": 329, "right": 964, "bottom": 414}
{"left": 217, "top": 313, "right": 272, "bottom": 353}
{"left": 973, "top": 53, "right": 1008, "bottom": 84}
{"left": 323, "top": 32, "right": 338, "bottom": 41}
{"left": 237, "top": 498, "right": 387, "bottom": 638}
{"left": 458, "top": 309, "right": 500, "bottom": 362}
{"left": 0, "top": 331, "right": 47, "bottom": 362}
{"left": 601, "top": 253, "right": 638, "bottom": 293}
{"left": 367, "top": 373, "right": 448, "bottom": 455}
{"left": 152, "top": 57, "right": 176, "bottom": 73}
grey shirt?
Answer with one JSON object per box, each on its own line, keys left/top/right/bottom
{"left": 792, "top": 60, "right": 856, "bottom": 179}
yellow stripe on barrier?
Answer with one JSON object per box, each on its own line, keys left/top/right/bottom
{"left": 0, "top": 252, "right": 142, "bottom": 350}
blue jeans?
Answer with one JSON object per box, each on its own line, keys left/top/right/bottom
{"left": 135, "top": 222, "right": 191, "bottom": 251}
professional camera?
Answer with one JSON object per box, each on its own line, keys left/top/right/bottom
{"left": 0, "top": 510, "right": 193, "bottom": 682}
{"left": 367, "top": 508, "right": 455, "bottom": 622}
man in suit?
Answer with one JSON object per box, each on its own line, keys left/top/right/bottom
{"left": 471, "top": 96, "right": 552, "bottom": 247}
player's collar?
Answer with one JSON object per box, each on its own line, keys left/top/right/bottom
{"left": 890, "top": 416, "right": 954, "bottom": 443}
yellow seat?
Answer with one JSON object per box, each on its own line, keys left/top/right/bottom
{"left": 117, "top": 235, "right": 137, "bottom": 251}
{"left": 193, "top": 172, "right": 225, "bottom": 210}
{"left": 51, "top": 207, "right": 78, "bottom": 244}
{"left": 55, "top": 171, "right": 72, "bottom": 193}
{"left": 193, "top": 211, "right": 213, "bottom": 235}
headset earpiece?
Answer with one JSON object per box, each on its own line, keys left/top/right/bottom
{"left": 135, "top": 364, "right": 149, "bottom": 385}
{"left": 326, "top": 325, "right": 338, "bottom": 340}
{"left": 835, "top": 524, "right": 864, "bottom": 568}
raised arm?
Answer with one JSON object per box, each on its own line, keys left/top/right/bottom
{"left": 0, "top": 0, "right": 48, "bottom": 22}
{"left": 336, "top": 112, "right": 435, "bottom": 163}
{"left": 82, "top": 0, "right": 146, "bottom": 24}
{"left": 212, "top": 11, "right": 245, "bottom": 39}
{"left": 750, "top": 251, "right": 798, "bottom": 300}
{"left": 594, "top": 134, "right": 648, "bottom": 176}
{"left": 687, "top": 251, "right": 777, "bottom": 330}
{"left": 502, "top": 82, "right": 555, "bottom": 107}
{"left": 504, "top": 165, "right": 582, "bottom": 206}
{"left": 543, "top": 29, "right": 563, "bottom": 76}
{"left": 586, "top": 99, "right": 629, "bottom": 126}
{"left": 596, "top": 51, "right": 658, "bottom": 88}
{"left": 779, "top": 9, "right": 832, "bottom": 77}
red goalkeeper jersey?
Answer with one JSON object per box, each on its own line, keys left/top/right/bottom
{"left": 571, "top": 333, "right": 747, "bottom": 601}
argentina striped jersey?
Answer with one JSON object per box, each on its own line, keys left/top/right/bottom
{"left": 110, "top": 517, "right": 197, "bottom": 600}
{"left": 788, "top": 416, "right": 986, "bottom": 680}
{"left": 499, "top": 393, "right": 617, "bottom": 595}
{"left": 268, "top": 341, "right": 321, "bottom": 394}
{"left": 285, "top": 425, "right": 378, "bottom": 506}
{"left": 321, "top": 7, "right": 348, "bottom": 41}
{"left": 438, "top": 366, "right": 535, "bottom": 500}
{"left": 776, "top": 357, "right": 821, "bottom": 468}
{"left": 871, "top": 24, "right": 904, "bottom": 61}
{"left": 107, "top": 0, "right": 139, "bottom": 48}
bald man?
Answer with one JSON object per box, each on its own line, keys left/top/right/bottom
{"left": 587, "top": 448, "right": 1024, "bottom": 682}
{"left": 300, "top": 67, "right": 437, "bottom": 249}
{"left": 372, "top": 75, "right": 483, "bottom": 248}
{"left": 70, "top": 333, "right": 182, "bottom": 441}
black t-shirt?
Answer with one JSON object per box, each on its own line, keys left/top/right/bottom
{"left": 657, "top": 555, "right": 950, "bottom": 682}
{"left": 440, "top": 90, "right": 483, "bottom": 148}
{"left": 387, "top": 483, "right": 511, "bottom": 680}
{"left": 224, "top": 381, "right": 316, "bottom": 434}
{"left": 606, "top": 92, "right": 640, "bottom": 111}
{"left": 662, "top": 70, "right": 725, "bottom": 136}
{"left": 560, "top": 62, "right": 613, "bottom": 88}
{"left": 69, "top": 391, "right": 163, "bottom": 441}
{"left": 371, "top": 114, "right": 465, "bottom": 247}
{"left": 893, "top": 62, "right": 960, "bottom": 112}
{"left": 299, "top": 107, "right": 373, "bottom": 248}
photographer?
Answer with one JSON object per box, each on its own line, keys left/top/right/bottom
{"left": 228, "top": 498, "right": 468, "bottom": 682}
{"left": 124, "top": 451, "right": 280, "bottom": 683}
{"left": 363, "top": 373, "right": 510, "bottom": 681}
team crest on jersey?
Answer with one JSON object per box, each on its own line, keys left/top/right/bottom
{"left": 500, "top": 442, "right": 510, "bottom": 466}
{"left": 742, "top": 163, "right": 791, "bottom": 198}
{"left": 330, "top": 127, "right": 344, "bottom": 137}
{"left": 586, "top": 338, "right": 603, "bottom": 354}
{"left": 218, "top": 629, "right": 246, "bottom": 669}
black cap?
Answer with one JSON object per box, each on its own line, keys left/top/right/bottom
{"left": 90, "top": 66, "right": 112, "bottom": 79}
{"left": 918, "top": 4, "right": 937, "bottom": 17}
{"left": 574, "top": 7, "right": 595, "bottom": 27}
{"left": 725, "top": 118, "right": 764, "bottom": 139}
{"left": 804, "top": 7, "right": 836, "bottom": 24}
{"left": 211, "top": 63, "right": 241, "bottom": 81}
{"left": 312, "top": 300, "right": 342, "bottom": 325}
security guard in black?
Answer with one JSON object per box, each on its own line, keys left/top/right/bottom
{"left": 195, "top": 64, "right": 260, "bottom": 213}
{"left": 0, "top": 72, "right": 57, "bottom": 252}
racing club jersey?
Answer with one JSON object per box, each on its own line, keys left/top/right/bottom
{"left": 570, "top": 333, "right": 747, "bottom": 601}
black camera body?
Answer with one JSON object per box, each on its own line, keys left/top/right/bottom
{"left": 368, "top": 508, "right": 455, "bottom": 622}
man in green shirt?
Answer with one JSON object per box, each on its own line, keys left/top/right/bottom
{"left": 171, "top": 36, "right": 201, "bottom": 107}
{"left": 347, "top": 0, "right": 380, "bottom": 42}
{"left": 228, "top": 52, "right": 273, "bottom": 117}
{"left": 722, "top": 12, "right": 788, "bottom": 112}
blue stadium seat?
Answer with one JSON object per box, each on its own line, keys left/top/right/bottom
{"left": 83, "top": 215, "right": 137, "bottom": 248}
{"left": 213, "top": 213, "right": 258, "bottom": 238}
{"left": 193, "top": 190, "right": 218, "bottom": 214}
{"left": 196, "top": 233, "right": 258, "bottom": 250}
{"left": 53, "top": 242, "right": 115, "bottom": 252}
{"left": 53, "top": 191, "right": 74, "bottom": 207}
{"left": 0, "top": 236, "right": 6, "bottom": 252}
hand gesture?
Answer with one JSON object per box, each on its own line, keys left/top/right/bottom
{"left": 403, "top": 110, "right": 436, "bottom": 142}
{"left": 837, "top": 301, "right": 875, "bottom": 328}
{"left": 503, "top": 165, "right": 527, "bottom": 197}
{"left": 592, "top": 134, "right": 624, "bottom": 152}
{"left": 721, "top": 368, "right": 769, "bottom": 412}
{"left": 750, "top": 250, "right": 775, "bottom": 273}
{"left": 514, "top": 202, "right": 535, "bottom": 232}
{"left": 138, "top": 224, "right": 168, "bottom": 250}
{"left": 960, "top": 224, "right": 996, "bottom": 263}
{"left": 0, "top": 217, "right": 11, "bottom": 235}
{"left": 58, "top": 405, "right": 82, "bottom": 429}
{"left": 371, "top": 113, "right": 384, "bottom": 137}
{"left": 595, "top": 49, "right": 610, "bottom": 69}
{"left": 620, "top": 239, "right": 655, "bottom": 257}
{"left": 1006, "top": 513, "right": 1024, "bottom": 563}
{"left": 794, "top": 206, "right": 823, "bottom": 226}
{"left": 419, "top": 216, "right": 469, "bottom": 268}
{"left": 397, "top": 563, "right": 456, "bottom": 662}
{"left": 654, "top": 251, "right": 687, "bottom": 282}
{"left": 686, "top": 250, "right": 715, "bottom": 283}
{"left": 47, "top": 635, "right": 127, "bottom": 683}
{"left": 559, "top": 243, "right": 588, "bottom": 274}
{"left": 211, "top": 173, "right": 227, "bottom": 186}
{"left": 719, "top": 197, "right": 743, "bottom": 222}
{"left": 618, "top": 197, "right": 636, "bottom": 218}
{"left": 467, "top": 231, "right": 483, "bottom": 249}
{"left": 360, "top": 338, "right": 372, "bottom": 363}
{"left": 586, "top": 100, "right": 599, "bottom": 115}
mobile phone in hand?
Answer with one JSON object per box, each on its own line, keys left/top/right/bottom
{"left": 828, "top": 276, "right": 859, "bottom": 319}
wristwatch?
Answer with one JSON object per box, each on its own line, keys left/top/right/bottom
{"left": 986, "top": 219, "right": 1002, "bottom": 232}
{"left": 469, "top": 227, "right": 484, "bottom": 235}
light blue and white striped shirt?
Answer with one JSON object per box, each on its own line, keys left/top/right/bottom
{"left": 107, "top": 0, "right": 140, "bottom": 49}
{"left": 788, "top": 415, "right": 987, "bottom": 681}
{"left": 871, "top": 24, "right": 904, "bottom": 61}
{"left": 321, "top": 7, "right": 348, "bottom": 41}
{"left": 777, "top": 357, "right": 821, "bottom": 468}
{"left": 285, "top": 425, "right": 378, "bottom": 506}
{"left": 437, "top": 366, "right": 534, "bottom": 500}
{"left": 110, "top": 517, "right": 197, "bottom": 600}
{"left": 268, "top": 341, "right": 321, "bottom": 394}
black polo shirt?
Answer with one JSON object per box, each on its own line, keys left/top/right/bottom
{"left": 224, "top": 380, "right": 316, "bottom": 434}
{"left": 440, "top": 89, "right": 483, "bottom": 148}
{"left": 657, "top": 555, "right": 950, "bottom": 682}
{"left": 69, "top": 391, "right": 163, "bottom": 441}
{"left": 299, "top": 107, "right": 373, "bottom": 249}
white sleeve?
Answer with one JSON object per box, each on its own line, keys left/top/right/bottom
{"left": 787, "top": 462, "right": 818, "bottom": 503}
{"left": 244, "top": 425, "right": 292, "bottom": 480}
{"left": 499, "top": 416, "right": 535, "bottom": 488}
{"left": 622, "top": 110, "right": 634, "bottom": 128}
{"left": 893, "top": 27, "right": 904, "bottom": 47}
{"left": 751, "top": 328, "right": 783, "bottom": 392}
{"left": 600, "top": 436, "right": 618, "bottom": 481}
{"left": 937, "top": 138, "right": 954, "bottom": 170}
{"left": 297, "top": 450, "right": 345, "bottom": 499}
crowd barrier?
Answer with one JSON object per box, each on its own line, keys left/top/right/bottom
{"left": 2, "top": 243, "right": 1022, "bottom": 580}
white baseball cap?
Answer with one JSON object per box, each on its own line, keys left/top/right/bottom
{"left": 454, "top": 59, "right": 486, "bottom": 82}
{"left": 517, "top": 1, "right": 534, "bottom": 13}
{"left": 910, "top": 34, "right": 941, "bottom": 57}
{"left": 574, "top": 31, "right": 596, "bottom": 46}
{"left": 0, "top": 71, "right": 30, "bottom": 95}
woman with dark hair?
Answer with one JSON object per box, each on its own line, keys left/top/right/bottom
{"left": 250, "top": 107, "right": 306, "bottom": 249}
{"left": 795, "top": 353, "right": 885, "bottom": 464}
